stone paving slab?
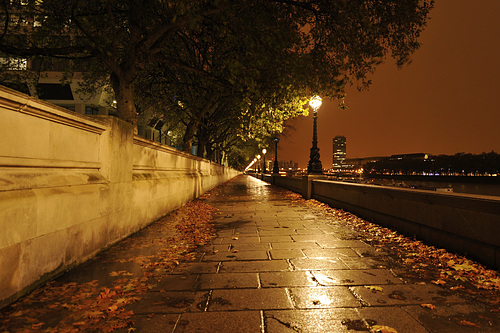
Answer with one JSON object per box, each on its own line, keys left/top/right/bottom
{"left": 340, "top": 257, "right": 387, "bottom": 270}
{"left": 167, "top": 175, "right": 499, "bottom": 332}
{"left": 269, "top": 242, "right": 321, "bottom": 249}
{"left": 7, "top": 174, "right": 493, "bottom": 332}
{"left": 264, "top": 308, "right": 362, "bottom": 332}
{"left": 176, "top": 311, "right": 262, "bottom": 332}
{"left": 351, "top": 284, "right": 466, "bottom": 306}
{"left": 202, "top": 250, "right": 270, "bottom": 261}
{"left": 316, "top": 240, "right": 371, "bottom": 248}
{"left": 259, "top": 229, "right": 299, "bottom": 236}
{"left": 261, "top": 235, "right": 295, "bottom": 243}
{"left": 402, "top": 303, "right": 500, "bottom": 332}
{"left": 288, "top": 287, "right": 360, "bottom": 308}
{"left": 155, "top": 274, "right": 200, "bottom": 291}
{"left": 302, "top": 248, "right": 361, "bottom": 258}
{"left": 260, "top": 271, "right": 317, "bottom": 287}
{"left": 229, "top": 243, "right": 271, "bottom": 251}
{"left": 208, "top": 289, "right": 293, "bottom": 311}
{"left": 290, "top": 258, "right": 348, "bottom": 270}
{"left": 128, "top": 314, "right": 179, "bottom": 332}
{"left": 295, "top": 229, "right": 326, "bottom": 235}
{"left": 269, "top": 249, "right": 306, "bottom": 259}
{"left": 198, "top": 272, "right": 260, "bottom": 290}
{"left": 357, "top": 307, "right": 430, "bottom": 333}
{"left": 291, "top": 235, "right": 342, "bottom": 242}
{"left": 130, "top": 291, "right": 208, "bottom": 314}
{"left": 169, "top": 262, "right": 219, "bottom": 275}
{"left": 312, "top": 269, "right": 403, "bottom": 286}
{"left": 219, "top": 260, "right": 290, "bottom": 273}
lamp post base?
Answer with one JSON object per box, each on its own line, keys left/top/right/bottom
{"left": 307, "top": 146, "right": 323, "bottom": 174}
{"left": 272, "top": 161, "right": 279, "bottom": 174}
{"left": 307, "top": 162, "right": 323, "bottom": 174}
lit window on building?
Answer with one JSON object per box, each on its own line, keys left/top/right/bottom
{"left": 332, "top": 136, "right": 347, "bottom": 169}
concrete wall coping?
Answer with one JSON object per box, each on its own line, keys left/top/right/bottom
{"left": 133, "top": 135, "right": 206, "bottom": 161}
{"left": 0, "top": 86, "right": 107, "bottom": 135}
{"left": 313, "top": 179, "right": 500, "bottom": 214}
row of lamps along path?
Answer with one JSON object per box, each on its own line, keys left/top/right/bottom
{"left": 246, "top": 96, "right": 324, "bottom": 175}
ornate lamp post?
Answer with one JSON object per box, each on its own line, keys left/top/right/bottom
{"left": 272, "top": 137, "right": 280, "bottom": 174}
{"left": 257, "top": 154, "right": 261, "bottom": 173}
{"left": 262, "top": 148, "right": 267, "bottom": 173}
{"left": 307, "top": 95, "right": 323, "bottom": 174}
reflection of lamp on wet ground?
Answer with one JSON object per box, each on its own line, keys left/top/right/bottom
{"left": 272, "top": 138, "right": 279, "bottom": 174}
{"left": 262, "top": 148, "right": 267, "bottom": 173}
{"left": 307, "top": 95, "right": 323, "bottom": 174}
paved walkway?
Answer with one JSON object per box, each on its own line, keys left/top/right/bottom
{"left": 2, "top": 175, "right": 499, "bottom": 332}
{"left": 126, "top": 175, "right": 499, "bottom": 332}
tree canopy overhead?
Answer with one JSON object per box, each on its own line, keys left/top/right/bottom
{"left": 0, "top": 0, "right": 434, "bottom": 166}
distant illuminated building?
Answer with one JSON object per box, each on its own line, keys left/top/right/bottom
{"left": 279, "top": 160, "right": 299, "bottom": 170}
{"left": 332, "top": 136, "right": 347, "bottom": 169}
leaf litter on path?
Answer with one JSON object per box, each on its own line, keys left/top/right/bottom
{"left": 283, "top": 190, "right": 500, "bottom": 322}
{"left": 0, "top": 199, "right": 218, "bottom": 332}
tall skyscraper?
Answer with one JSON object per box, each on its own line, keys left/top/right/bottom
{"left": 332, "top": 136, "right": 347, "bottom": 169}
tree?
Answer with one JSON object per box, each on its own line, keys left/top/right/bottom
{"left": 1, "top": 0, "right": 434, "bottom": 162}
{"left": 136, "top": 0, "right": 433, "bottom": 158}
{"left": 134, "top": 1, "right": 311, "bottom": 153}
{"left": 0, "top": 0, "right": 227, "bottom": 126}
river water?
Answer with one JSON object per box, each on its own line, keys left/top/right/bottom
{"left": 335, "top": 176, "right": 500, "bottom": 198}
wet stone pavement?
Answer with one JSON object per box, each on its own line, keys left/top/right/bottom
{"left": 123, "top": 175, "right": 500, "bottom": 332}
{"left": 2, "top": 175, "right": 499, "bottom": 332}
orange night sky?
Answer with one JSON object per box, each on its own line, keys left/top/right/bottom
{"left": 279, "top": 0, "right": 500, "bottom": 168}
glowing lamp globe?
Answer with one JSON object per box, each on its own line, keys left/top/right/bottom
{"left": 309, "top": 96, "right": 322, "bottom": 110}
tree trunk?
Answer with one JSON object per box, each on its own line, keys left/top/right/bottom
{"left": 182, "top": 98, "right": 216, "bottom": 153}
{"left": 206, "top": 144, "right": 214, "bottom": 161}
{"left": 110, "top": 72, "right": 138, "bottom": 128}
{"left": 197, "top": 125, "right": 207, "bottom": 158}
{"left": 182, "top": 119, "right": 198, "bottom": 153}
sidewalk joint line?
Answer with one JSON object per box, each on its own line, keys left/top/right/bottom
{"left": 285, "top": 288, "right": 296, "bottom": 308}
{"left": 171, "top": 313, "right": 182, "bottom": 332}
{"left": 215, "top": 262, "right": 222, "bottom": 273}
{"left": 260, "top": 310, "right": 266, "bottom": 333}
{"left": 287, "top": 259, "right": 297, "bottom": 271}
{"left": 267, "top": 314, "right": 301, "bottom": 332}
{"left": 203, "top": 290, "right": 213, "bottom": 312}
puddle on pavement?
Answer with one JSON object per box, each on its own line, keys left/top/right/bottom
{"left": 341, "top": 318, "right": 376, "bottom": 331}
{"left": 210, "top": 297, "right": 232, "bottom": 306}
{"left": 388, "top": 290, "right": 406, "bottom": 301}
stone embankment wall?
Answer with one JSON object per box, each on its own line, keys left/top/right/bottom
{"left": 268, "top": 175, "right": 500, "bottom": 269}
{"left": 0, "top": 86, "right": 239, "bottom": 307}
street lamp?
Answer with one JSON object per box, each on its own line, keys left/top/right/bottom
{"left": 253, "top": 158, "right": 257, "bottom": 173}
{"left": 244, "top": 158, "right": 256, "bottom": 173}
{"left": 257, "top": 154, "right": 261, "bottom": 173}
{"left": 262, "top": 148, "right": 267, "bottom": 173}
{"left": 272, "top": 137, "right": 280, "bottom": 174}
{"left": 307, "top": 95, "right": 323, "bottom": 174}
